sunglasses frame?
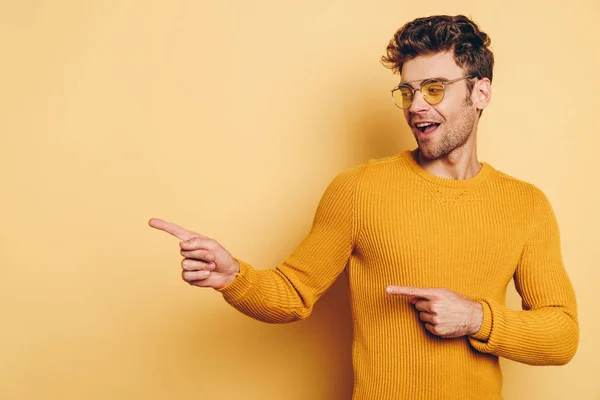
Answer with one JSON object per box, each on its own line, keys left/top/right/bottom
{"left": 391, "top": 75, "right": 474, "bottom": 109}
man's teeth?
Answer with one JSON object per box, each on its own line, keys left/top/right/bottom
{"left": 415, "top": 122, "right": 435, "bottom": 128}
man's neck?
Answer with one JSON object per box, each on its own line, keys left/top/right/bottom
{"left": 413, "top": 144, "right": 482, "bottom": 181}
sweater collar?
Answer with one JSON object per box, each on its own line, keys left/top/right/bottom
{"left": 401, "top": 148, "right": 493, "bottom": 189}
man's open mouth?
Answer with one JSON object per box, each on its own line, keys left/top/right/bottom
{"left": 415, "top": 122, "right": 441, "bottom": 134}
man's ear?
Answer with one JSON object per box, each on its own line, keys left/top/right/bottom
{"left": 473, "top": 77, "right": 492, "bottom": 112}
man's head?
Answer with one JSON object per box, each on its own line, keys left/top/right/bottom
{"left": 382, "top": 15, "right": 494, "bottom": 160}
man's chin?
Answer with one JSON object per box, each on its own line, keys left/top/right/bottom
{"left": 417, "top": 144, "right": 442, "bottom": 161}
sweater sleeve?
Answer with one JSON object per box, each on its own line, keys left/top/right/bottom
{"left": 468, "top": 189, "right": 579, "bottom": 365}
{"left": 214, "top": 164, "right": 364, "bottom": 323}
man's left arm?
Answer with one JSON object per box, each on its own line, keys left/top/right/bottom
{"left": 387, "top": 190, "right": 579, "bottom": 366}
{"left": 467, "top": 190, "right": 579, "bottom": 365}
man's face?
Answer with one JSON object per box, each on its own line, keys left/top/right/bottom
{"left": 400, "top": 51, "right": 479, "bottom": 160}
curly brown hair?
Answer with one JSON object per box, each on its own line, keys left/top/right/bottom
{"left": 381, "top": 15, "right": 494, "bottom": 93}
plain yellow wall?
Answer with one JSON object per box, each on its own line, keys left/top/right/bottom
{"left": 1, "top": 1, "right": 598, "bottom": 399}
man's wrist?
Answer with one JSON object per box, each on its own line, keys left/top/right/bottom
{"left": 469, "top": 301, "right": 484, "bottom": 336}
{"left": 224, "top": 261, "right": 241, "bottom": 285}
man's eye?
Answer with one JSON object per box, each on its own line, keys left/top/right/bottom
{"left": 427, "top": 87, "right": 443, "bottom": 94}
{"left": 398, "top": 88, "right": 412, "bottom": 99}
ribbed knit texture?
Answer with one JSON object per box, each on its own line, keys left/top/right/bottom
{"left": 217, "top": 149, "right": 579, "bottom": 400}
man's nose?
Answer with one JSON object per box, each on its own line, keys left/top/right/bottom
{"left": 408, "top": 90, "right": 430, "bottom": 113}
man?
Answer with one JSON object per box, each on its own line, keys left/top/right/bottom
{"left": 149, "top": 15, "right": 578, "bottom": 399}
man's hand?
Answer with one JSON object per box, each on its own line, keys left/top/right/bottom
{"left": 148, "top": 218, "right": 240, "bottom": 290}
{"left": 386, "top": 286, "right": 483, "bottom": 338}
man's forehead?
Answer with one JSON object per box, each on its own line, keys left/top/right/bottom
{"left": 400, "top": 52, "right": 463, "bottom": 83}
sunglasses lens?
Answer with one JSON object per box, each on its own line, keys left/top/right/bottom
{"left": 393, "top": 87, "right": 414, "bottom": 109}
{"left": 422, "top": 81, "right": 445, "bottom": 105}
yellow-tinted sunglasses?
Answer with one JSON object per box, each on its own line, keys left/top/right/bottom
{"left": 391, "top": 76, "right": 474, "bottom": 109}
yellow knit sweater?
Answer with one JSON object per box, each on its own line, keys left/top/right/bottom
{"left": 217, "top": 149, "right": 579, "bottom": 399}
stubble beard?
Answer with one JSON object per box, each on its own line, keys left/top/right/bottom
{"left": 417, "top": 97, "right": 477, "bottom": 161}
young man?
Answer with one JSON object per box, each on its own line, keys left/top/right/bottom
{"left": 149, "top": 15, "right": 578, "bottom": 399}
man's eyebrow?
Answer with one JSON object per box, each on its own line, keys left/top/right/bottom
{"left": 399, "top": 76, "right": 450, "bottom": 86}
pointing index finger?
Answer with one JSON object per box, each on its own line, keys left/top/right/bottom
{"left": 148, "top": 218, "right": 205, "bottom": 241}
{"left": 386, "top": 286, "right": 436, "bottom": 299}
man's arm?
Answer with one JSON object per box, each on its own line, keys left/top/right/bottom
{"left": 468, "top": 189, "right": 579, "bottom": 365}
{"left": 215, "top": 164, "right": 365, "bottom": 323}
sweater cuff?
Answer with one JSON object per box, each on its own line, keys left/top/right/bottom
{"left": 470, "top": 300, "right": 493, "bottom": 341}
{"left": 215, "top": 257, "right": 255, "bottom": 304}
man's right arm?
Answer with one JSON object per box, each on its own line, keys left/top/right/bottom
{"left": 215, "top": 164, "right": 364, "bottom": 323}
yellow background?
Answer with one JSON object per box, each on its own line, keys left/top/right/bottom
{"left": 1, "top": 1, "right": 598, "bottom": 399}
